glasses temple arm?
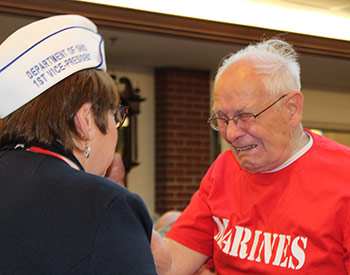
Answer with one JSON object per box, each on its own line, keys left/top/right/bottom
{"left": 254, "top": 94, "right": 287, "bottom": 118}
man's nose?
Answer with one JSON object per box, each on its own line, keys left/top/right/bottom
{"left": 222, "top": 120, "right": 245, "bottom": 142}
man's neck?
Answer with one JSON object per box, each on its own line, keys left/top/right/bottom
{"left": 292, "top": 128, "right": 310, "bottom": 155}
{"left": 264, "top": 130, "right": 312, "bottom": 173}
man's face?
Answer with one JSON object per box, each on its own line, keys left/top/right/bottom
{"left": 214, "top": 61, "right": 293, "bottom": 174}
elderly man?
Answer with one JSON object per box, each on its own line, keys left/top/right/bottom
{"left": 154, "top": 39, "right": 350, "bottom": 274}
{"left": 105, "top": 153, "right": 126, "bottom": 187}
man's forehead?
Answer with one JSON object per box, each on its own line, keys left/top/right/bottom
{"left": 213, "top": 86, "right": 271, "bottom": 115}
{"left": 213, "top": 93, "right": 251, "bottom": 115}
{"left": 214, "top": 67, "right": 269, "bottom": 104}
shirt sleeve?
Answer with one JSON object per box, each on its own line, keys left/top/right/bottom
{"left": 343, "top": 200, "right": 350, "bottom": 273}
{"left": 166, "top": 165, "right": 216, "bottom": 257}
{"left": 88, "top": 192, "right": 158, "bottom": 275}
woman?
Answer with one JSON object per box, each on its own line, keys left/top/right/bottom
{"left": 0, "top": 15, "right": 157, "bottom": 274}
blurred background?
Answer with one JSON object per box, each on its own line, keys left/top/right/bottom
{"left": 1, "top": 0, "right": 349, "bottom": 218}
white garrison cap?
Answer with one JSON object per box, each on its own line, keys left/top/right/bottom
{"left": 0, "top": 14, "right": 106, "bottom": 118}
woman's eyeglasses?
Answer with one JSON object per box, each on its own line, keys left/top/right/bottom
{"left": 114, "top": 104, "right": 129, "bottom": 129}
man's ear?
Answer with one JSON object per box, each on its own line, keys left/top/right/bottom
{"left": 285, "top": 91, "right": 303, "bottom": 127}
{"left": 74, "top": 102, "right": 94, "bottom": 140}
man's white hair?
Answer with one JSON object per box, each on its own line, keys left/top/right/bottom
{"left": 214, "top": 39, "right": 301, "bottom": 97}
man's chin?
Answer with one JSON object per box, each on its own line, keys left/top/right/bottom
{"left": 238, "top": 160, "right": 264, "bottom": 174}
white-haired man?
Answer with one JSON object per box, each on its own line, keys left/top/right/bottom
{"left": 154, "top": 39, "right": 350, "bottom": 274}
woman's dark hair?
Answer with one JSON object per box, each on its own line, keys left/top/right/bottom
{"left": 0, "top": 69, "right": 118, "bottom": 152}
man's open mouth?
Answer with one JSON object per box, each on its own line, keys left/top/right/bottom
{"left": 236, "top": 144, "right": 257, "bottom": 151}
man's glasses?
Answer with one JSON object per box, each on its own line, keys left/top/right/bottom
{"left": 207, "top": 94, "right": 287, "bottom": 131}
{"left": 114, "top": 104, "right": 129, "bottom": 129}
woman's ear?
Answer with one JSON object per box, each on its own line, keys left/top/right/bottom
{"left": 74, "top": 102, "right": 94, "bottom": 140}
{"left": 285, "top": 91, "right": 304, "bottom": 127}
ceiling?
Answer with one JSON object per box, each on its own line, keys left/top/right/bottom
{"left": 99, "top": 27, "right": 350, "bottom": 91}
{"left": 0, "top": 2, "right": 349, "bottom": 92}
{"left": 80, "top": 0, "right": 349, "bottom": 41}
{"left": 250, "top": 0, "right": 350, "bottom": 18}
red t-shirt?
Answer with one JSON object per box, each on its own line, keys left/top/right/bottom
{"left": 167, "top": 130, "right": 350, "bottom": 274}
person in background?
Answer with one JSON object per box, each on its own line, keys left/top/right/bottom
{"left": 105, "top": 153, "right": 126, "bottom": 187}
{"left": 154, "top": 210, "right": 182, "bottom": 238}
{"left": 154, "top": 38, "right": 350, "bottom": 274}
{"left": 0, "top": 14, "right": 157, "bottom": 274}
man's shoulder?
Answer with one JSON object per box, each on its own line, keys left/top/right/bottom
{"left": 311, "top": 131, "right": 350, "bottom": 159}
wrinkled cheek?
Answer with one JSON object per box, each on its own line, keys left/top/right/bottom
{"left": 219, "top": 128, "right": 229, "bottom": 140}
{"left": 115, "top": 130, "right": 118, "bottom": 147}
{"left": 108, "top": 119, "right": 118, "bottom": 149}
{"left": 110, "top": 131, "right": 118, "bottom": 159}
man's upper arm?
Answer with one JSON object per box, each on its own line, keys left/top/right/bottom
{"left": 164, "top": 237, "right": 209, "bottom": 275}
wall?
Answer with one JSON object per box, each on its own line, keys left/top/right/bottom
{"left": 109, "top": 66, "right": 212, "bottom": 216}
{"left": 154, "top": 68, "right": 211, "bottom": 214}
{"left": 302, "top": 87, "right": 350, "bottom": 131}
{"left": 108, "top": 66, "right": 349, "bottom": 217}
{"left": 220, "top": 86, "right": 350, "bottom": 152}
{"left": 109, "top": 65, "right": 156, "bottom": 217}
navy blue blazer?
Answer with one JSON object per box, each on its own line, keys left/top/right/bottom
{"left": 0, "top": 147, "right": 157, "bottom": 274}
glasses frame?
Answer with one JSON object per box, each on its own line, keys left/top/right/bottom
{"left": 208, "top": 94, "right": 288, "bottom": 131}
{"left": 114, "top": 104, "right": 129, "bottom": 129}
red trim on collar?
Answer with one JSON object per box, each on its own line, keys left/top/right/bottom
{"left": 27, "top": 146, "right": 67, "bottom": 164}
